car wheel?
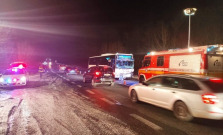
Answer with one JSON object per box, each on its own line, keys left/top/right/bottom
{"left": 173, "top": 101, "right": 193, "bottom": 122}
{"left": 130, "top": 90, "right": 138, "bottom": 103}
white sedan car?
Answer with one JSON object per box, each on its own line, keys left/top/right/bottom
{"left": 0, "top": 69, "right": 28, "bottom": 87}
{"left": 129, "top": 74, "right": 223, "bottom": 121}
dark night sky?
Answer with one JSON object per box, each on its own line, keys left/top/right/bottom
{"left": 0, "top": 0, "right": 222, "bottom": 66}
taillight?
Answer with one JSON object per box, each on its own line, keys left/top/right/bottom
{"left": 95, "top": 72, "right": 101, "bottom": 76}
{"left": 202, "top": 94, "right": 219, "bottom": 104}
{"left": 113, "top": 72, "right": 115, "bottom": 77}
{"left": 210, "top": 78, "right": 223, "bottom": 83}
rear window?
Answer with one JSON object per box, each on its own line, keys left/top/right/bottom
{"left": 202, "top": 80, "right": 223, "bottom": 92}
{"left": 95, "top": 67, "right": 113, "bottom": 72}
{"left": 101, "top": 67, "right": 113, "bottom": 72}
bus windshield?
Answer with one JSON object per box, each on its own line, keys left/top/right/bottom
{"left": 116, "top": 60, "right": 134, "bottom": 68}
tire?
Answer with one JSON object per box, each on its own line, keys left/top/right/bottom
{"left": 130, "top": 90, "right": 138, "bottom": 103}
{"left": 139, "top": 76, "right": 145, "bottom": 83}
{"left": 173, "top": 101, "right": 193, "bottom": 122}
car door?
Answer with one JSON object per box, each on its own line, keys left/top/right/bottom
{"left": 85, "top": 67, "right": 94, "bottom": 80}
{"left": 153, "top": 77, "right": 180, "bottom": 109}
{"left": 138, "top": 77, "right": 162, "bottom": 104}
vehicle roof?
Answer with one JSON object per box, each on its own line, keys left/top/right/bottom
{"left": 89, "top": 53, "right": 133, "bottom": 58}
{"left": 89, "top": 65, "right": 112, "bottom": 68}
{"left": 145, "top": 45, "right": 223, "bottom": 56}
{"left": 152, "top": 74, "right": 218, "bottom": 81}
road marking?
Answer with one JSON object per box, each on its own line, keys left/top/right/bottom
{"left": 81, "top": 94, "right": 89, "bottom": 99}
{"left": 130, "top": 114, "right": 162, "bottom": 131}
{"left": 72, "top": 82, "right": 76, "bottom": 84}
{"left": 77, "top": 85, "right": 82, "bottom": 88}
{"left": 86, "top": 90, "right": 95, "bottom": 95}
{"left": 115, "top": 100, "right": 122, "bottom": 105}
{"left": 100, "top": 98, "right": 114, "bottom": 105}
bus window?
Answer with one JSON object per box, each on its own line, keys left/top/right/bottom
{"left": 157, "top": 56, "right": 164, "bottom": 66}
{"left": 89, "top": 58, "right": 96, "bottom": 65}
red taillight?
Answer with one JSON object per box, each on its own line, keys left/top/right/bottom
{"left": 113, "top": 72, "right": 115, "bottom": 77}
{"left": 210, "top": 78, "right": 223, "bottom": 83}
{"left": 95, "top": 72, "right": 101, "bottom": 76}
{"left": 202, "top": 94, "right": 219, "bottom": 104}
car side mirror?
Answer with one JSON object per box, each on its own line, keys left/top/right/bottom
{"left": 142, "top": 82, "right": 149, "bottom": 86}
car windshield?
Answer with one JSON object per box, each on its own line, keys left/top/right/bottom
{"left": 202, "top": 80, "right": 223, "bottom": 93}
{"left": 3, "top": 69, "right": 25, "bottom": 75}
{"left": 116, "top": 60, "right": 134, "bottom": 68}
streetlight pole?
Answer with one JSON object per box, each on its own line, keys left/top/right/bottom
{"left": 184, "top": 8, "right": 197, "bottom": 49}
{"left": 188, "top": 14, "right": 191, "bottom": 48}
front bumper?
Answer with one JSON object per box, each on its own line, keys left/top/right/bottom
{"left": 0, "top": 82, "right": 26, "bottom": 87}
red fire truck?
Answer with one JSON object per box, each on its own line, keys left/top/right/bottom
{"left": 138, "top": 45, "right": 223, "bottom": 82}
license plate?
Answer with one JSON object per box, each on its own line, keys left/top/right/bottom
{"left": 104, "top": 74, "right": 111, "bottom": 76}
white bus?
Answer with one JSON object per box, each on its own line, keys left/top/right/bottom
{"left": 88, "top": 53, "right": 134, "bottom": 79}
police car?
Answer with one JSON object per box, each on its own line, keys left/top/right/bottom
{"left": 0, "top": 68, "right": 28, "bottom": 87}
{"left": 0, "top": 62, "right": 29, "bottom": 87}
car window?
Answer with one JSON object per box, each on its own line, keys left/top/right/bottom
{"left": 157, "top": 56, "right": 164, "bottom": 66}
{"left": 145, "top": 77, "right": 162, "bottom": 86}
{"left": 143, "top": 57, "right": 151, "bottom": 67}
{"left": 103, "top": 67, "right": 113, "bottom": 72}
{"left": 201, "top": 80, "right": 223, "bottom": 93}
{"left": 88, "top": 67, "right": 94, "bottom": 73}
{"left": 179, "top": 78, "right": 201, "bottom": 91}
{"left": 162, "top": 77, "right": 179, "bottom": 88}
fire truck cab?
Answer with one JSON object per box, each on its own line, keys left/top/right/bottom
{"left": 138, "top": 45, "right": 223, "bottom": 83}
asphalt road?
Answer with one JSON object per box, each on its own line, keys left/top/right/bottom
{"left": 0, "top": 72, "right": 223, "bottom": 135}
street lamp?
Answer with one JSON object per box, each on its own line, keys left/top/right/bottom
{"left": 184, "top": 8, "right": 197, "bottom": 48}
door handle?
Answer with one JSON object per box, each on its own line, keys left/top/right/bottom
{"left": 152, "top": 88, "right": 155, "bottom": 90}
{"left": 172, "top": 91, "right": 176, "bottom": 93}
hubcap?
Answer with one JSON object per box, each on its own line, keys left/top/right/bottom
{"left": 176, "top": 105, "right": 186, "bottom": 117}
{"left": 132, "top": 91, "right": 136, "bottom": 101}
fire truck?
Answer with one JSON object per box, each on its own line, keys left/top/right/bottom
{"left": 138, "top": 45, "right": 223, "bottom": 83}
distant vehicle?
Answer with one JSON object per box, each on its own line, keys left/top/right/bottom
{"left": 65, "top": 66, "right": 80, "bottom": 75}
{"left": 138, "top": 45, "right": 223, "bottom": 83}
{"left": 83, "top": 66, "right": 115, "bottom": 86}
{"left": 0, "top": 68, "right": 29, "bottom": 87}
{"left": 88, "top": 53, "right": 134, "bottom": 79}
{"left": 129, "top": 74, "right": 223, "bottom": 121}
{"left": 58, "top": 65, "right": 67, "bottom": 73}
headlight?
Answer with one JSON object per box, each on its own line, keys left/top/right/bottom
{"left": 21, "top": 76, "right": 26, "bottom": 82}
{"left": 7, "top": 78, "right": 12, "bottom": 83}
{"left": 0, "top": 78, "right": 4, "bottom": 83}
